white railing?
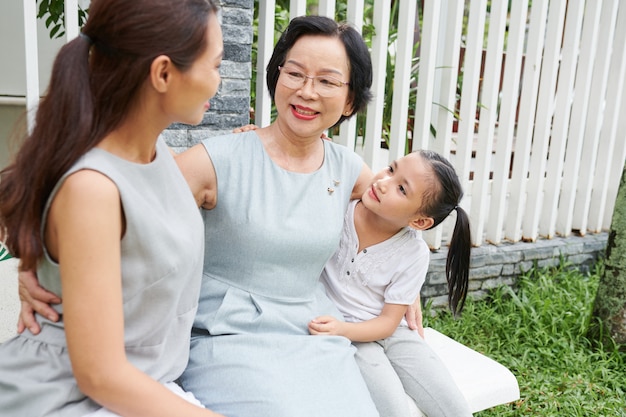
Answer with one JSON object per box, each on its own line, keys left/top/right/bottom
{"left": 255, "top": 0, "right": 626, "bottom": 249}
{"left": 20, "top": 1, "right": 626, "bottom": 250}
{"left": 21, "top": 0, "right": 80, "bottom": 132}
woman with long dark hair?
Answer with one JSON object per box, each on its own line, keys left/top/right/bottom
{"left": 0, "top": 0, "right": 225, "bottom": 415}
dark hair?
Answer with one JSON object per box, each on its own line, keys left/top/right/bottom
{"left": 417, "top": 150, "right": 471, "bottom": 316}
{"left": 266, "top": 15, "right": 373, "bottom": 127}
{"left": 0, "top": 0, "right": 219, "bottom": 270}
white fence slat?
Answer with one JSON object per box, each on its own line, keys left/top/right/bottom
{"left": 572, "top": 0, "right": 619, "bottom": 234}
{"left": 504, "top": 0, "right": 549, "bottom": 242}
{"left": 64, "top": 0, "right": 79, "bottom": 40}
{"left": 335, "top": 0, "right": 365, "bottom": 149}
{"left": 521, "top": 0, "right": 567, "bottom": 242}
{"left": 289, "top": 0, "right": 307, "bottom": 18}
{"left": 539, "top": 0, "right": 585, "bottom": 239}
{"left": 454, "top": 0, "right": 487, "bottom": 194}
{"left": 602, "top": 66, "right": 626, "bottom": 229}
{"left": 557, "top": 0, "right": 604, "bottom": 236}
{"left": 19, "top": 1, "right": 626, "bottom": 249}
{"left": 317, "top": 0, "right": 336, "bottom": 18}
{"left": 388, "top": 0, "right": 417, "bottom": 162}
{"left": 469, "top": 0, "right": 508, "bottom": 246}
{"left": 362, "top": 0, "right": 391, "bottom": 173}
{"left": 412, "top": 1, "right": 439, "bottom": 152}
{"left": 255, "top": 0, "right": 276, "bottom": 128}
{"left": 23, "top": 0, "right": 39, "bottom": 133}
{"left": 486, "top": 0, "right": 530, "bottom": 244}
{"left": 588, "top": 1, "right": 626, "bottom": 232}
{"left": 422, "top": 0, "right": 464, "bottom": 249}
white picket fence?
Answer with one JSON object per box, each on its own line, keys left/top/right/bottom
{"left": 255, "top": 0, "right": 626, "bottom": 249}
{"left": 20, "top": 0, "right": 626, "bottom": 250}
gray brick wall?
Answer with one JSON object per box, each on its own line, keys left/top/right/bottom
{"left": 162, "top": 0, "right": 254, "bottom": 153}
{"left": 423, "top": 232, "right": 608, "bottom": 309}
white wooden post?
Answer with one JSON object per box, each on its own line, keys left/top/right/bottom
{"left": 538, "top": 0, "right": 585, "bottom": 239}
{"left": 362, "top": 0, "right": 390, "bottom": 173}
{"left": 335, "top": 0, "right": 364, "bottom": 149}
{"left": 388, "top": 0, "right": 417, "bottom": 162}
{"left": 23, "top": 0, "right": 39, "bottom": 133}
{"left": 521, "top": 0, "right": 567, "bottom": 242}
{"left": 289, "top": 0, "right": 307, "bottom": 18}
{"left": 486, "top": 0, "right": 530, "bottom": 245}
{"left": 422, "top": 0, "right": 464, "bottom": 249}
{"left": 588, "top": 0, "right": 626, "bottom": 232}
{"left": 572, "top": 0, "right": 619, "bottom": 234}
{"left": 255, "top": 0, "right": 276, "bottom": 128}
{"left": 469, "top": 0, "right": 508, "bottom": 246}
{"left": 505, "top": 0, "right": 549, "bottom": 242}
{"left": 602, "top": 70, "right": 626, "bottom": 229}
{"left": 64, "top": 0, "right": 80, "bottom": 40}
{"left": 454, "top": 0, "right": 487, "bottom": 195}
{"left": 556, "top": 0, "right": 604, "bottom": 236}
{"left": 317, "top": 0, "right": 336, "bottom": 18}
{"left": 412, "top": 1, "right": 439, "bottom": 152}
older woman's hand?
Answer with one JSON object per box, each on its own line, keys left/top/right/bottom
{"left": 17, "top": 269, "right": 60, "bottom": 335}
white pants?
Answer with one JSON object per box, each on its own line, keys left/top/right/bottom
{"left": 82, "top": 382, "right": 204, "bottom": 416}
{"left": 354, "top": 326, "right": 472, "bottom": 417}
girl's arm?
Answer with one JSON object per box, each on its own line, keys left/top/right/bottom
{"left": 308, "top": 303, "right": 407, "bottom": 342}
{"left": 50, "top": 170, "right": 222, "bottom": 417}
{"left": 174, "top": 143, "right": 218, "bottom": 209}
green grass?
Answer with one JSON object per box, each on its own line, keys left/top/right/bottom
{"left": 423, "top": 262, "right": 626, "bottom": 417}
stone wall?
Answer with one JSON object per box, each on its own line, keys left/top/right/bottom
{"left": 161, "top": 0, "right": 254, "bottom": 152}
{"left": 423, "top": 232, "right": 609, "bottom": 309}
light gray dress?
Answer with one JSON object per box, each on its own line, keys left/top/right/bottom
{"left": 179, "top": 131, "right": 379, "bottom": 417}
{"left": 0, "top": 138, "right": 205, "bottom": 416}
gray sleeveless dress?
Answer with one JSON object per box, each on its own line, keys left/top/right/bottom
{"left": 179, "top": 132, "right": 379, "bottom": 417}
{"left": 0, "top": 138, "right": 204, "bottom": 416}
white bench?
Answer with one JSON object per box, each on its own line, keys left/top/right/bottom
{"left": 409, "top": 327, "right": 520, "bottom": 416}
{"left": 1, "top": 258, "right": 520, "bottom": 415}
{"left": 0, "top": 257, "right": 19, "bottom": 344}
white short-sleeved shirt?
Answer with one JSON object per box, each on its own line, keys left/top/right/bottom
{"left": 321, "top": 200, "right": 430, "bottom": 326}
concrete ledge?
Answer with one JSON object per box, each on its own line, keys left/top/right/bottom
{"left": 423, "top": 233, "right": 608, "bottom": 308}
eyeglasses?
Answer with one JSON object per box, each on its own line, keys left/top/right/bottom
{"left": 278, "top": 66, "right": 349, "bottom": 97}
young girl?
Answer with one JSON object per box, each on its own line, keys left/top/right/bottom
{"left": 309, "top": 150, "right": 473, "bottom": 417}
{"left": 0, "top": 0, "right": 225, "bottom": 416}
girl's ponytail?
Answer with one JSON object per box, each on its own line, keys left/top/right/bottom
{"left": 446, "top": 205, "right": 471, "bottom": 316}
{"left": 417, "top": 150, "right": 471, "bottom": 316}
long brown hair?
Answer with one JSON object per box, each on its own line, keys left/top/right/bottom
{"left": 0, "top": 0, "right": 218, "bottom": 270}
{"left": 418, "top": 150, "right": 471, "bottom": 316}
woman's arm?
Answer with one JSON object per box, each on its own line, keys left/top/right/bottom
{"left": 17, "top": 143, "right": 219, "bottom": 332}
{"left": 174, "top": 143, "right": 217, "bottom": 209}
{"left": 308, "top": 303, "right": 407, "bottom": 342}
{"left": 50, "top": 170, "right": 222, "bottom": 417}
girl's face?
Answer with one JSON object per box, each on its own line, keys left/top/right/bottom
{"left": 361, "top": 153, "right": 435, "bottom": 230}
{"left": 273, "top": 35, "right": 353, "bottom": 140}
{"left": 169, "top": 12, "right": 223, "bottom": 126}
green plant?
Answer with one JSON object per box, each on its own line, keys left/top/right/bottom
{"left": 423, "top": 262, "right": 626, "bottom": 416}
{"left": 36, "top": 0, "right": 88, "bottom": 39}
{"left": 0, "top": 243, "right": 12, "bottom": 262}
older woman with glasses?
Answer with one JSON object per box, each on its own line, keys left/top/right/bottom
{"left": 173, "top": 15, "right": 379, "bottom": 417}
